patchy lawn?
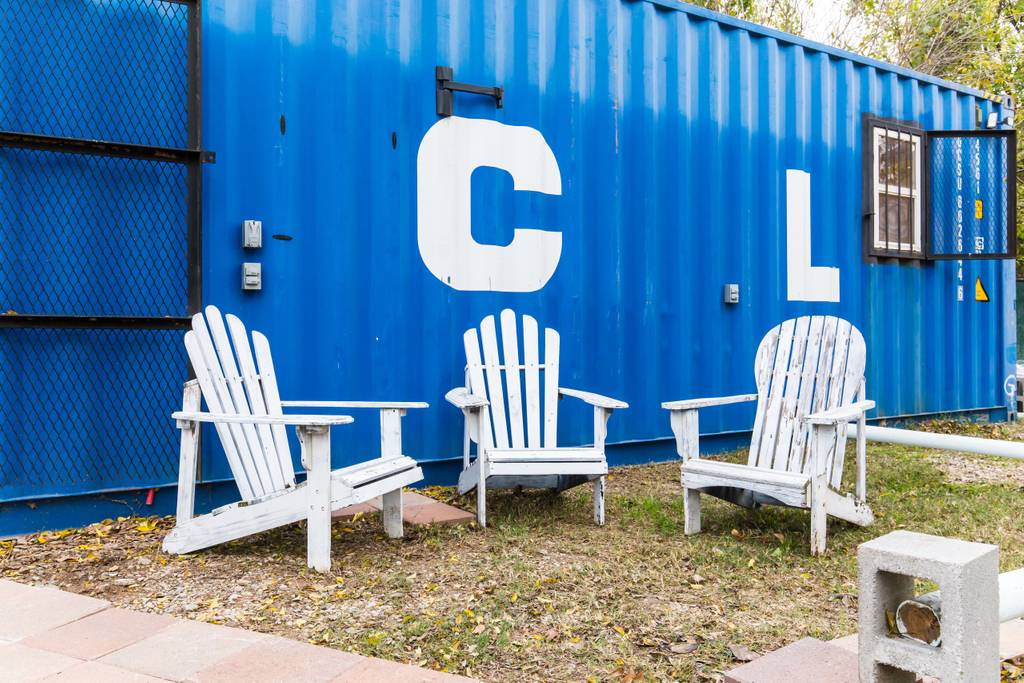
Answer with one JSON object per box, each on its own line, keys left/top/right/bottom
{"left": 3, "top": 421, "right": 1024, "bottom": 681}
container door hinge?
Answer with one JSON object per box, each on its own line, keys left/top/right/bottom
{"left": 435, "top": 66, "right": 503, "bottom": 117}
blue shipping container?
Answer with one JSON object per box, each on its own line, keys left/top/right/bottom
{"left": 0, "top": 0, "right": 1016, "bottom": 531}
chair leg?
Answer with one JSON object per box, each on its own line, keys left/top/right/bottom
{"left": 303, "top": 426, "right": 332, "bottom": 573}
{"left": 476, "top": 469, "right": 487, "bottom": 528}
{"left": 683, "top": 487, "right": 701, "bottom": 535}
{"left": 593, "top": 476, "right": 606, "bottom": 526}
{"left": 382, "top": 489, "right": 403, "bottom": 539}
{"left": 809, "top": 478, "right": 827, "bottom": 556}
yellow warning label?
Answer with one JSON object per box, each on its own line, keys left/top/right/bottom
{"left": 975, "top": 199, "right": 984, "bottom": 219}
{"left": 975, "top": 277, "right": 990, "bottom": 302}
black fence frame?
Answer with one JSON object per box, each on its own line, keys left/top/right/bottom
{"left": 923, "top": 128, "right": 1017, "bottom": 261}
{"left": 862, "top": 113, "right": 1017, "bottom": 262}
{"left": 0, "top": 0, "right": 208, "bottom": 332}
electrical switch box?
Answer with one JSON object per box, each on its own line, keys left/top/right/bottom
{"left": 723, "top": 283, "right": 739, "bottom": 304}
{"left": 242, "top": 262, "right": 262, "bottom": 290}
{"left": 243, "top": 219, "right": 262, "bottom": 249}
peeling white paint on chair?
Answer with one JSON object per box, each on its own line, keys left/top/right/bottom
{"left": 448, "top": 309, "right": 627, "bottom": 527}
{"left": 663, "top": 315, "right": 874, "bottom": 555}
{"left": 162, "top": 305, "right": 427, "bottom": 572}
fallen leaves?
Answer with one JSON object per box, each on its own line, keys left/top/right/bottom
{"left": 135, "top": 519, "right": 160, "bottom": 534}
{"left": 669, "top": 641, "right": 699, "bottom": 655}
{"left": 6, "top": 446, "right": 1020, "bottom": 683}
{"left": 729, "top": 643, "right": 759, "bottom": 662}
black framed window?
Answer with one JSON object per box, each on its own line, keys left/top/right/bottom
{"left": 863, "top": 117, "right": 925, "bottom": 259}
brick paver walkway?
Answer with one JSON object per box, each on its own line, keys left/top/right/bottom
{"left": 0, "top": 579, "right": 476, "bottom": 682}
{"left": 724, "top": 620, "right": 1024, "bottom": 682}
{"left": 333, "top": 491, "right": 475, "bottom": 526}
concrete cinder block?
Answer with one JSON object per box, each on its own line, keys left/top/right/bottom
{"left": 858, "top": 530, "right": 1000, "bottom": 683}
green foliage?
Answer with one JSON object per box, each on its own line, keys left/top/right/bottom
{"left": 691, "top": 0, "right": 806, "bottom": 35}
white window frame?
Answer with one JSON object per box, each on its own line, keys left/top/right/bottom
{"left": 872, "top": 127, "right": 923, "bottom": 253}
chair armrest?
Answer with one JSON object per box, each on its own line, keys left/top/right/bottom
{"left": 558, "top": 387, "right": 628, "bottom": 410}
{"left": 445, "top": 387, "right": 489, "bottom": 409}
{"left": 280, "top": 400, "right": 428, "bottom": 409}
{"left": 661, "top": 394, "right": 757, "bottom": 411}
{"left": 804, "top": 400, "right": 875, "bottom": 426}
{"left": 172, "top": 411, "right": 354, "bottom": 427}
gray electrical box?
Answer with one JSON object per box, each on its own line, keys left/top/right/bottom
{"left": 243, "top": 219, "right": 262, "bottom": 249}
{"left": 242, "top": 262, "right": 262, "bottom": 290}
{"left": 723, "top": 283, "right": 739, "bottom": 304}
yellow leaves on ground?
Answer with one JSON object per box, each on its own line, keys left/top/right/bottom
{"left": 135, "top": 519, "right": 159, "bottom": 534}
{"left": 36, "top": 529, "right": 72, "bottom": 544}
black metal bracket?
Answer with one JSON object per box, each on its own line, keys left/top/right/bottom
{"left": 0, "top": 130, "right": 215, "bottom": 164}
{"left": 436, "top": 66, "right": 503, "bottom": 117}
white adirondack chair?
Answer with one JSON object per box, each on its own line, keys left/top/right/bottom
{"left": 447, "top": 310, "right": 628, "bottom": 527}
{"left": 662, "top": 315, "right": 875, "bottom": 555}
{"left": 162, "top": 305, "right": 426, "bottom": 572}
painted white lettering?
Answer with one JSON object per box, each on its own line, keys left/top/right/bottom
{"left": 417, "top": 116, "right": 562, "bottom": 292}
{"left": 786, "top": 169, "right": 839, "bottom": 302}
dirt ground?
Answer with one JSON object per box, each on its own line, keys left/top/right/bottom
{"left": 3, "top": 422, "right": 1024, "bottom": 681}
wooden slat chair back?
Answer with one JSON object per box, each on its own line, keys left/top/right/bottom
{"left": 463, "top": 310, "right": 560, "bottom": 452}
{"left": 163, "top": 305, "right": 427, "bottom": 572}
{"left": 449, "top": 309, "right": 627, "bottom": 527}
{"left": 663, "top": 315, "right": 874, "bottom": 555}
{"left": 747, "top": 316, "right": 866, "bottom": 487}
{"left": 184, "top": 308, "right": 295, "bottom": 500}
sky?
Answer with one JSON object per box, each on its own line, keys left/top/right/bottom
{"left": 801, "top": 0, "right": 866, "bottom": 47}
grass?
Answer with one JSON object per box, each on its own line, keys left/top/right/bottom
{"left": 3, "top": 422, "right": 1024, "bottom": 681}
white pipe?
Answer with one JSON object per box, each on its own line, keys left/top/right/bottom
{"left": 1000, "top": 568, "right": 1024, "bottom": 623}
{"left": 846, "top": 424, "right": 1024, "bottom": 461}
{"left": 909, "top": 568, "right": 1024, "bottom": 624}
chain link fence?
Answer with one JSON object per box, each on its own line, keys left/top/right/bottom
{"left": 0, "top": 0, "right": 198, "bottom": 501}
{"left": 928, "top": 132, "right": 1013, "bottom": 259}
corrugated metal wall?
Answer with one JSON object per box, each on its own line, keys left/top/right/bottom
{"left": 194, "top": 0, "right": 1012, "bottom": 477}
